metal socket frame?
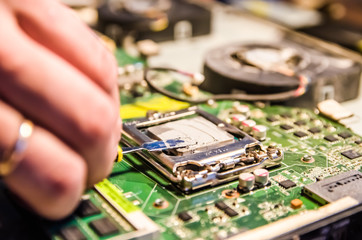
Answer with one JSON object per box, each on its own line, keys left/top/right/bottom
{"left": 122, "top": 106, "right": 283, "bottom": 192}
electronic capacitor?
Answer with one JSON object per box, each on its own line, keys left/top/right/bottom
{"left": 254, "top": 169, "right": 269, "bottom": 186}
{"left": 252, "top": 125, "right": 267, "bottom": 141}
{"left": 238, "top": 173, "right": 255, "bottom": 191}
{"left": 241, "top": 119, "right": 256, "bottom": 133}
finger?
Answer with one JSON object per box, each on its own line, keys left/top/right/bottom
{"left": 0, "top": 101, "right": 86, "bottom": 220}
{"left": 10, "top": 0, "right": 118, "bottom": 93}
{"left": 0, "top": 12, "right": 119, "bottom": 185}
{"left": 111, "top": 82, "right": 123, "bottom": 133}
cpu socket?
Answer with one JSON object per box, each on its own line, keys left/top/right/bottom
{"left": 122, "top": 107, "right": 283, "bottom": 192}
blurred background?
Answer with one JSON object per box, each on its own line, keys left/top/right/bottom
{"left": 61, "top": 0, "right": 362, "bottom": 134}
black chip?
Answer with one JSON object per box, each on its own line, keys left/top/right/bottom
{"left": 324, "top": 135, "right": 339, "bottom": 142}
{"left": 178, "top": 211, "right": 192, "bottom": 222}
{"left": 224, "top": 207, "right": 238, "bottom": 217}
{"left": 280, "top": 124, "right": 293, "bottom": 130}
{"left": 279, "top": 180, "right": 297, "bottom": 189}
{"left": 355, "top": 140, "right": 362, "bottom": 145}
{"left": 294, "top": 131, "right": 308, "bottom": 138}
{"left": 215, "top": 201, "right": 228, "bottom": 210}
{"left": 267, "top": 116, "right": 278, "bottom": 122}
{"left": 59, "top": 226, "right": 86, "bottom": 240}
{"left": 75, "top": 199, "right": 101, "bottom": 217}
{"left": 338, "top": 132, "right": 352, "bottom": 139}
{"left": 89, "top": 218, "right": 119, "bottom": 237}
{"left": 280, "top": 113, "right": 292, "bottom": 118}
{"left": 341, "top": 150, "right": 361, "bottom": 160}
{"left": 294, "top": 120, "right": 306, "bottom": 126}
{"left": 308, "top": 127, "right": 321, "bottom": 134}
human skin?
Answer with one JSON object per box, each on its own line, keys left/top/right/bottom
{"left": 0, "top": 0, "right": 121, "bottom": 219}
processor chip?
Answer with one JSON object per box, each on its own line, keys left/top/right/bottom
{"left": 122, "top": 107, "right": 284, "bottom": 192}
{"left": 147, "top": 116, "right": 234, "bottom": 155}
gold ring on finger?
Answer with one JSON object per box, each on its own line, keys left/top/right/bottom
{"left": 0, "top": 120, "right": 34, "bottom": 177}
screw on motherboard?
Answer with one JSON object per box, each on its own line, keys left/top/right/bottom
{"left": 226, "top": 190, "right": 235, "bottom": 196}
{"left": 153, "top": 198, "right": 169, "bottom": 209}
{"left": 301, "top": 154, "right": 315, "bottom": 163}
{"left": 222, "top": 189, "right": 240, "bottom": 199}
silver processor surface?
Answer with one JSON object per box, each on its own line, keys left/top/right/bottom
{"left": 147, "top": 116, "right": 235, "bottom": 155}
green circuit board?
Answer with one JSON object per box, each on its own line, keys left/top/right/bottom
{"left": 49, "top": 97, "right": 362, "bottom": 240}
{"left": 48, "top": 50, "right": 362, "bottom": 240}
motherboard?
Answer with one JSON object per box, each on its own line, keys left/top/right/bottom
{"left": 42, "top": 50, "right": 362, "bottom": 240}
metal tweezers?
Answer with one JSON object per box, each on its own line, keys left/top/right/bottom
{"left": 122, "top": 139, "right": 186, "bottom": 154}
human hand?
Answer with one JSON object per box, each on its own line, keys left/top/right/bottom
{"left": 0, "top": 0, "right": 121, "bottom": 219}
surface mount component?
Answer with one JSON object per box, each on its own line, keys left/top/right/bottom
{"left": 178, "top": 212, "right": 192, "bottom": 222}
{"left": 75, "top": 199, "right": 101, "bottom": 218}
{"left": 59, "top": 226, "right": 86, "bottom": 240}
{"left": 89, "top": 218, "right": 119, "bottom": 237}
{"left": 341, "top": 149, "right": 361, "bottom": 160}
{"left": 303, "top": 170, "right": 362, "bottom": 205}
{"left": 122, "top": 107, "right": 283, "bottom": 192}
{"left": 279, "top": 179, "right": 297, "bottom": 189}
